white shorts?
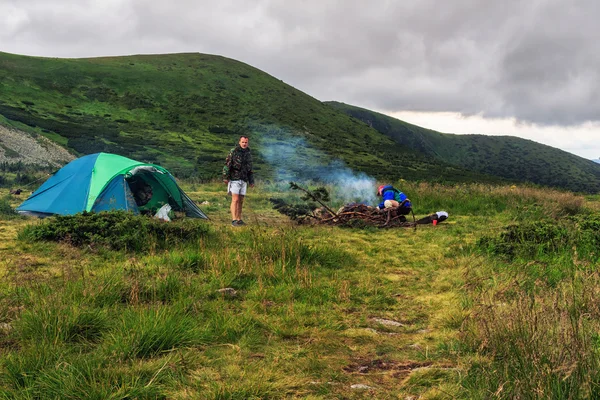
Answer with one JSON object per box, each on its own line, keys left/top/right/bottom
{"left": 383, "top": 200, "right": 400, "bottom": 208}
{"left": 228, "top": 180, "right": 247, "bottom": 196}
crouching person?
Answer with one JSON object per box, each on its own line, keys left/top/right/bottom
{"left": 376, "top": 184, "right": 412, "bottom": 215}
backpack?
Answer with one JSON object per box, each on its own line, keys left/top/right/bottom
{"left": 392, "top": 188, "right": 409, "bottom": 205}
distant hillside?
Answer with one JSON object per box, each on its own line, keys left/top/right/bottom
{"left": 328, "top": 102, "right": 600, "bottom": 193}
{"left": 0, "top": 51, "right": 496, "bottom": 184}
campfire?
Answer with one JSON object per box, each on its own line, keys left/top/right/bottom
{"left": 270, "top": 182, "right": 428, "bottom": 228}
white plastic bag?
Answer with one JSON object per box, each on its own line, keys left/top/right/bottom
{"left": 154, "top": 204, "right": 172, "bottom": 222}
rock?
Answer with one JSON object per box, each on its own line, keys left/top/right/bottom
{"left": 370, "top": 318, "right": 405, "bottom": 327}
{"left": 343, "top": 328, "right": 378, "bottom": 338}
{"left": 0, "top": 125, "right": 74, "bottom": 167}
{"left": 351, "top": 384, "right": 374, "bottom": 390}
{"left": 261, "top": 300, "right": 275, "bottom": 308}
{"left": 0, "top": 323, "right": 13, "bottom": 332}
{"left": 217, "top": 288, "right": 237, "bottom": 297}
{"left": 200, "top": 201, "right": 210, "bottom": 205}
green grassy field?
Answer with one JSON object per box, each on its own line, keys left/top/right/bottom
{"left": 1, "top": 182, "right": 599, "bottom": 399}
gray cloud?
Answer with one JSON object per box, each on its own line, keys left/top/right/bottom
{"left": 1, "top": 0, "right": 599, "bottom": 126}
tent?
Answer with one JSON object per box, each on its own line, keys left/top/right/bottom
{"left": 17, "top": 152, "right": 207, "bottom": 219}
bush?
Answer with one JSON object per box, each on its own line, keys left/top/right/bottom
{"left": 477, "top": 212, "right": 600, "bottom": 263}
{"left": 477, "top": 221, "right": 572, "bottom": 260}
{"left": 18, "top": 211, "right": 210, "bottom": 252}
{"left": 0, "top": 195, "right": 20, "bottom": 220}
{"left": 13, "top": 172, "right": 37, "bottom": 185}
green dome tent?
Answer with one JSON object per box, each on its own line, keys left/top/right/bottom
{"left": 17, "top": 152, "right": 207, "bottom": 219}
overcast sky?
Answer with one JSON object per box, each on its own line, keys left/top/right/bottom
{"left": 1, "top": 0, "right": 599, "bottom": 159}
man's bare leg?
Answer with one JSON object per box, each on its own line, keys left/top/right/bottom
{"left": 236, "top": 195, "right": 245, "bottom": 221}
{"left": 231, "top": 194, "right": 240, "bottom": 221}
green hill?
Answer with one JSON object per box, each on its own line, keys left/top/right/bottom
{"left": 0, "top": 51, "right": 493, "bottom": 184}
{"left": 2, "top": 51, "right": 596, "bottom": 192}
{"left": 328, "top": 102, "right": 600, "bottom": 193}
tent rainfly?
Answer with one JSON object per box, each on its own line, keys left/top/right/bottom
{"left": 16, "top": 152, "right": 207, "bottom": 219}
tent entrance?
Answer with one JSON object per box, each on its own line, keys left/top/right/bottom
{"left": 125, "top": 167, "right": 181, "bottom": 214}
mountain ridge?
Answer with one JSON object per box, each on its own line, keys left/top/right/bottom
{"left": 327, "top": 101, "right": 600, "bottom": 193}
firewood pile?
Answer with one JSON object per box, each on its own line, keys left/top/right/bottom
{"left": 270, "top": 182, "right": 417, "bottom": 228}
{"left": 317, "top": 203, "right": 415, "bottom": 228}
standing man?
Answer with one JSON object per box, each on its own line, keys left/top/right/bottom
{"left": 223, "top": 136, "right": 254, "bottom": 226}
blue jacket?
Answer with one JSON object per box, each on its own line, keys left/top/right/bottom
{"left": 378, "top": 185, "right": 412, "bottom": 209}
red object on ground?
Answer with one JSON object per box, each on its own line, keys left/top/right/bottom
{"left": 432, "top": 219, "right": 438, "bottom": 226}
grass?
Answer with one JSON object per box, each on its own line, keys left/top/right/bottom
{"left": 0, "top": 183, "right": 598, "bottom": 398}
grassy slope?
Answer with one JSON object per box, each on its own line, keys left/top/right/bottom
{"left": 1, "top": 184, "right": 599, "bottom": 398}
{"left": 0, "top": 51, "right": 494, "bottom": 184}
{"left": 328, "top": 102, "right": 600, "bottom": 193}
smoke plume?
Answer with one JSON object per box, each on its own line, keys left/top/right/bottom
{"left": 258, "top": 132, "right": 378, "bottom": 206}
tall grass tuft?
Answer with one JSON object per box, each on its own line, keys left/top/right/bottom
{"left": 1, "top": 349, "right": 173, "bottom": 399}
{"left": 462, "top": 271, "right": 600, "bottom": 399}
{"left": 401, "top": 182, "right": 585, "bottom": 218}
{"left": 195, "top": 309, "right": 264, "bottom": 346}
{"left": 166, "top": 248, "right": 209, "bottom": 273}
{"left": 110, "top": 307, "right": 199, "bottom": 359}
{"left": 16, "top": 305, "right": 108, "bottom": 345}
{"left": 464, "top": 211, "right": 600, "bottom": 398}
{"left": 1, "top": 347, "right": 64, "bottom": 396}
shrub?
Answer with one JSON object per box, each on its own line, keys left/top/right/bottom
{"left": 477, "top": 212, "right": 600, "bottom": 263}
{"left": 18, "top": 211, "right": 210, "bottom": 252}
{"left": 477, "top": 221, "right": 572, "bottom": 260}
{"left": 0, "top": 195, "right": 21, "bottom": 220}
{"left": 13, "top": 172, "right": 37, "bottom": 185}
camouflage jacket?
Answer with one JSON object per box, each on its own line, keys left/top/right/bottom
{"left": 222, "top": 145, "right": 254, "bottom": 184}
